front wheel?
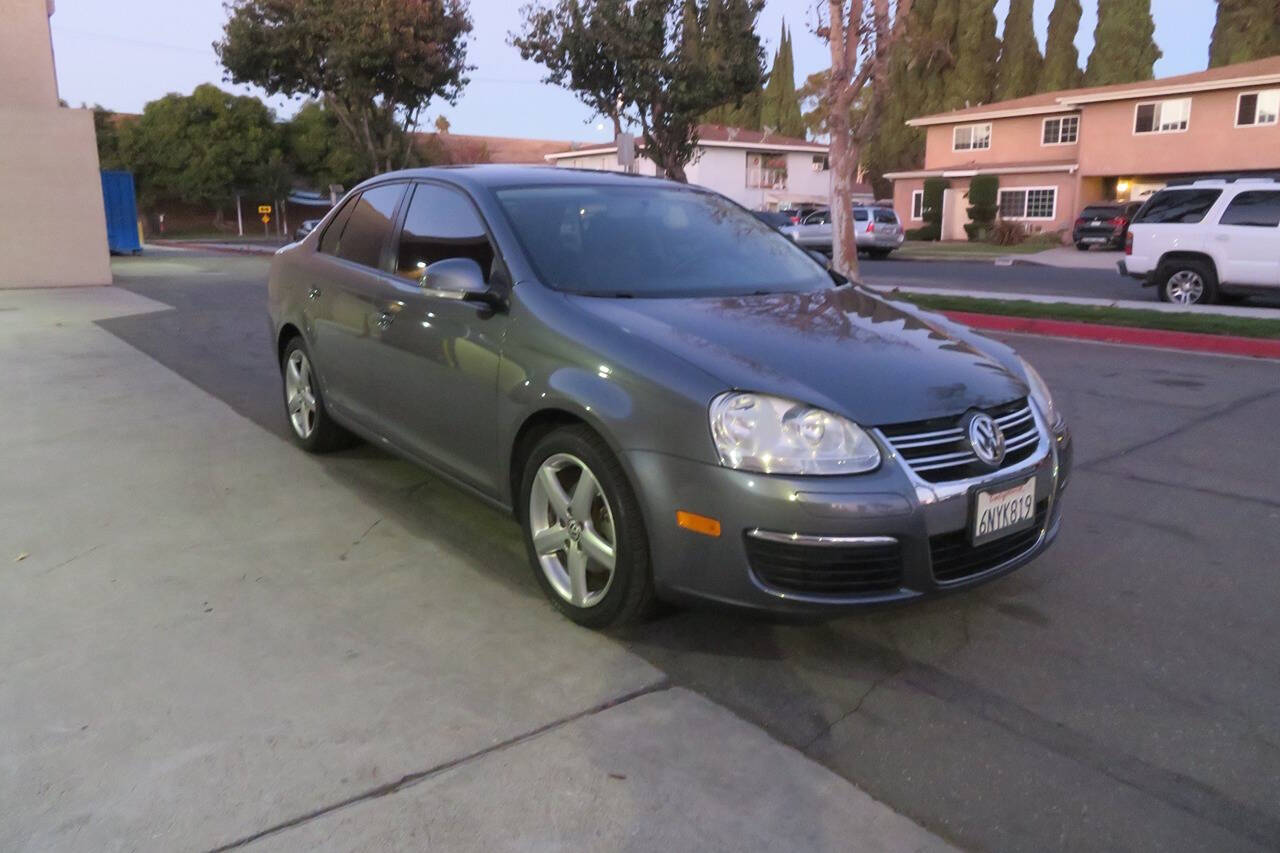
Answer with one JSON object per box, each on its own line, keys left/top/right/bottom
{"left": 519, "top": 426, "right": 655, "bottom": 628}
{"left": 1157, "top": 260, "right": 1218, "bottom": 305}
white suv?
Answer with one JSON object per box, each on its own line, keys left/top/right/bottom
{"left": 1120, "top": 178, "right": 1280, "bottom": 305}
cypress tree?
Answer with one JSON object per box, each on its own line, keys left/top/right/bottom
{"left": 760, "top": 24, "right": 804, "bottom": 137}
{"left": 1208, "top": 0, "right": 1280, "bottom": 67}
{"left": 1042, "top": 0, "right": 1085, "bottom": 91}
{"left": 995, "top": 0, "right": 1043, "bottom": 100}
{"left": 941, "top": 0, "right": 1000, "bottom": 110}
{"left": 1085, "top": 0, "right": 1162, "bottom": 86}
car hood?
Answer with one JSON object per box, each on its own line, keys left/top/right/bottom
{"left": 568, "top": 286, "right": 1027, "bottom": 426}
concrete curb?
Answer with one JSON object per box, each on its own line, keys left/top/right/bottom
{"left": 149, "top": 240, "right": 280, "bottom": 255}
{"left": 943, "top": 310, "right": 1280, "bottom": 360}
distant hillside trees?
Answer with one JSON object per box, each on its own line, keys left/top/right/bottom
{"left": 1209, "top": 0, "right": 1280, "bottom": 67}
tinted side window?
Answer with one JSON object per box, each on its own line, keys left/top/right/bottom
{"left": 395, "top": 184, "right": 495, "bottom": 279}
{"left": 335, "top": 183, "right": 405, "bottom": 269}
{"left": 1218, "top": 191, "right": 1280, "bottom": 228}
{"left": 873, "top": 209, "right": 898, "bottom": 224}
{"left": 853, "top": 209, "right": 869, "bottom": 222}
{"left": 1134, "top": 189, "right": 1222, "bottom": 224}
{"left": 804, "top": 210, "right": 830, "bottom": 225}
{"left": 318, "top": 197, "right": 357, "bottom": 255}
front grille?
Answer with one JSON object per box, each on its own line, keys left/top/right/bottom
{"left": 878, "top": 398, "right": 1041, "bottom": 483}
{"left": 930, "top": 499, "right": 1049, "bottom": 583}
{"left": 745, "top": 535, "right": 903, "bottom": 597}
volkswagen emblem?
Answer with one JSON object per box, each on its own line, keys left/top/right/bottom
{"left": 965, "top": 412, "right": 1006, "bottom": 467}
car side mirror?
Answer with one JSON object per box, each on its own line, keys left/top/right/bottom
{"left": 806, "top": 248, "right": 832, "bottom": 268}
{"left": 420, "top": 258, "right": 503, "bottom": 308}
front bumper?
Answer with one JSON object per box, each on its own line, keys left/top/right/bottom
{"left": 623, "top": 421, "right": 1072, "bottom": 615}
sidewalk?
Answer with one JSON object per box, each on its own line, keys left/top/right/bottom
{"left": 1013, "top": 246, "right": 1123, "bottom": 270}
{"left": 876, "top": 284, "right": 1280, "bottom": 320}
{"left": 0, "top": 285, "right": 952, "bottom": 852}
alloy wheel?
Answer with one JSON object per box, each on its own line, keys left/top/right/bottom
{"left": 1166, "top": 270, "right": 1204, "bottom": 305}
{"left": 284, "top": 349, "right": 318, "bottom": 439}
{"left": 528, "top": 453, "right": 617, "bottom": 608}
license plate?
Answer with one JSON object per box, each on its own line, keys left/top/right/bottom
{"left": 1082, "top": 236, "right": 1105, "bottom": 243}
{"left": 1090, "top": 219, "right": 1102, "bottom": 226}
{"left": 972, "top": 479, "right": 1036, "bottom": 546}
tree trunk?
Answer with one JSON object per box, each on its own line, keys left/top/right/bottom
{"left": 828, "top": 116, "right": 860, "bottom": 280}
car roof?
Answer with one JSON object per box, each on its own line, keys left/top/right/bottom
{"left": 352, "top": 164, "right": 684, "bottom": 194}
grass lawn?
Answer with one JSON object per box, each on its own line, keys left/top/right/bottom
{"left": 896, "top": 293, "right": 1280, "bottom": 340}
{"left": 897, "top": 240, "right": 1055, "bottom": 259}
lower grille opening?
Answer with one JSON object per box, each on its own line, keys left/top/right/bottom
{"left": 745, "top": 535, "right": 904, "bottom": 597}
{"left": 929, "top": 500, "right": 1049, "bottom": 583}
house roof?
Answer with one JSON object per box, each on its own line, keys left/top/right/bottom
{"left": 545, "top": 123, "right": 826, "bottom": 160}
{"left": 907, "top": 55, "right": 1280, "bottom": 127}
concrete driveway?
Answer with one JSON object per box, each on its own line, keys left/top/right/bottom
{"left": 5, "top": 250, "right": 1280, "bottom": 851}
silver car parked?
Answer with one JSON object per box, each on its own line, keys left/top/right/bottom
{"left": 268, "top": 166, "right": 1071, "bottom": 628}
{"left": 780, "top": 205, "right": 905, "bottom": 258}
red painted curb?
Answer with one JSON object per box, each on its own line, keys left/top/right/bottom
{"left": 942, "top": 310, "right": 1280, "bottom": 360}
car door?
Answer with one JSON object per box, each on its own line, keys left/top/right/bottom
{"left": 801, "top": 209, "right": 832, "bottom": 247}
{"left": 368, "top": 181, "right": 509, "bottom": 492}
{"left": 1214, "top": 190, "right": 1280, "bottom": 287}
{"left": 306, "top": 182, "right": 408, "bottom": 429}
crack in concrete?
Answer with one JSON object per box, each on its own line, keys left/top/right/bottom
{"left": 338, "top": 519, "right": 382, "bottom": 561}
{"left": 40, "top": 543, "right": 104, "bottom": 575}
{"left": 204, "top": 679, "right": 670, "bottom": 852}
{"left": 1086, "top": 469, "right": 1280, "bottom": 511}
{"left": 799, "top": 667, "right": 904, "bottom": 753}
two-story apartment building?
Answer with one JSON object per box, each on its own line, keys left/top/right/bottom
{"left": 886, "top": 56, "right": 1280, "bottom": 240}
{"left": 546, "top": 125, "right": 847, "bottom": 210}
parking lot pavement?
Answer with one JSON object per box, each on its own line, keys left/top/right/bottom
{"left": 0, "top": 261, "right": 950, "bottom": 851}
{"left": 7, "top": 250, "right": 1279, "bottom": 852}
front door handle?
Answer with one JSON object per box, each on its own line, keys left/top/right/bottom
{"left": 308, "top": 286, "right": 321, "bottom": 300}
{"left": 375, "top": 311, "right": 395, "bottom": 330}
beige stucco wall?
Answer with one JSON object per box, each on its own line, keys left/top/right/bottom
{"left": 1075, "top": 87, "right": 1280, "bottom": 177}
{"left": 891, "top": 171, "right": 1082, "bottom": 237}
{"left": 0, "top": 0, "right": 111, "bottom": 287}
{"left": 923, "top": 113, "right": 1081, "bottom": 171}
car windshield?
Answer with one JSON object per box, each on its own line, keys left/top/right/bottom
{"left": 495, "top": 184, "right": 832, "bottom": 297}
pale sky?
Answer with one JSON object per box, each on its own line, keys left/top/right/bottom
{"left": 50, "top": 0, "right": 1216, "bottom": 142}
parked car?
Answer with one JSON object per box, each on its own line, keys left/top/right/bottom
{"left": 294, "top": 219, "right": 321, "bottom": 241}
{"left": 777, "top": 204, "right": 827, "bottom": 225}
{"left": 752, "top": 210, "right": 794, "bottom": 230}
{"left": 779, "top": 205, "right": 905, "bottom": 259}
{"left": 1072, "top": 201, "right": 1143, "bottom": 251}
{"left": 1119, "top": 178, "right": 1280, "bottom": 304}
{"left": 268, "top": 166, "right": 1071, "bottom": 627}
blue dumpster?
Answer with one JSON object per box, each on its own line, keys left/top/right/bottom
{"left": 100, "top": 170, "right": 142, "bottom": 254}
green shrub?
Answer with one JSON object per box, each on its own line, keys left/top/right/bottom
{"left": 965, "top": 175, "right": 999, "bottom": 241}
{"left": 906, "top": 224, "right": 941, "bottom": 241}
{"left": 921, "top": 178, "right": 947, "bottom": 229}
{"left": 990, "top": 219, "right": 1027, "bottom": 245}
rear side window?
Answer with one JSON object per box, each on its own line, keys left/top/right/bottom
{"left": 1134, "top": 189, "right": 1222, "bottom": 224}
{"left": 804, "top": 210, "right": 831, "bottom": 225}
{"left": 1080, "top": 205, "right": 1119, "bottom": 219}
{"left": 1218, "top": 191, "right": 1280, "bottom": 228}
{"left": 333, "top": 183, "right": 405, "bottom": 269}
{"left": 853, "top": 209, "right": 869, "bottom": 222}
{"left": 873, "top": 209, "right": 898, "bottom": 224}
{"left": 318, "top": 197, "right": 357, "bottom": 255}
{"left": 394, "top": 184, "right": 495, "bottom": 279}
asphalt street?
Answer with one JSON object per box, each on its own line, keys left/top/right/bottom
{"left": 43, "top": 251, "right": 1280, "bottom": 850}
{"left": 859, "top": 254, "right": 1280, "bottom": 308}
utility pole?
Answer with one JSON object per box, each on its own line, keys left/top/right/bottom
{"left": 235, "top": 193, "right": 244, "bottom": 237}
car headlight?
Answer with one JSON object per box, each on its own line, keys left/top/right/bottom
{"left": 709, "top": 392, "right": 881, "bottom": 475}
{"left": 1019, "top": 358, "right": 1061, "bottom": 427}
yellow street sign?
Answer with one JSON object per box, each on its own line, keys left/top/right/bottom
{"left": 261, "top": 214, "right": 271, "bottom": 224}
{"left": 257, "top": 204, "right": 272, "bottom": 214}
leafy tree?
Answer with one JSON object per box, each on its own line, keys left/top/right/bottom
{"left": 759, "top": 22, "right": 804, "bottom": 136}
{"left": 1209, "top": 0, "right": 1280, "bottom": 67}
{"left": 942, "top": 0, "right": 999, "bottom": 109}
{"left": 818, "top": 0, "right": 914, "bottom": 279}
{"left": 88, "top": 104, "right": 126, "bottom": 170}
{"left": 120, "top": 84, "right": 282, "bottom": 213}
{"left": 1041, "top": 0, "right": 1085, "bottom": 90}
{"left": 1085, "top": 0, "right": 1162, "bottom": 86}
{"left": 284, "top": 101, "right": 364, "bottom": 190}
{"left": 995, "top": 0, "right": 1042, "bottom": 100}
{"left": 216, "top": 0, "right": 472, "bottom": 175}
{"left": 513, "top": 0, "right": 765, "bottom": 182}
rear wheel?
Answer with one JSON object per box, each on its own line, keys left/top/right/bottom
{"left": 280, "top": 337, "right": 356, "bottom": 452}
{"left": 519, "top": 426, "right": 654, "bottom": 628}
{"left": 867, "top": 248, "right": 892, "bottom": 260}
{"left": 1157, "top": 260, "right": 1218, "bottom": 305}
{"left": 1075, "top": 242, "right": 1090, "bottom": 251}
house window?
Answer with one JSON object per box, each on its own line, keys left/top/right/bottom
{"left": 1134, "top": 98, "right": 1191, "bottom": 134}
{"left": 1236, "top": 90, "right": 1280, "bottom": 127}
{"left": 953, "top": 123, "right": 992, "bottom": 151}
{"left": 998, "top": 187, "right": 1057, "bottom": 220}
{"left": 1042, "top": 115, "right": 1079, "bottom": 145}
{"left": 812, "top": 154, "right": 830, "bottom": 171}
{"left": 911, "top": 190, "right": 924, "bottom": 221}
{"left": 746, "top": 152, "right": 788, "bottom": 189}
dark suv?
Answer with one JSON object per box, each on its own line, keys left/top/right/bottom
{"left": 1072, "top": 201, "right": 1143, "bottom": 251}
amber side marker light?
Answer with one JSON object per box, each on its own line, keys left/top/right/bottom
{"left": 676, "top": 511, "right": 722, "bottom": 538}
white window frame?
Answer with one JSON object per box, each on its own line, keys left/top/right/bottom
{"left": 952, "top": 123, "right": 992, "bottom": 151}
{"left": 1234, "top": 89, "right": 1280, "bottom": 128}
{"left": 997, "top": 186, "right": 1058, "bottom": 221}
{"left": 1041, "top": 115, "right": 1080, "bottom": 146}
{"left": 745, "top": 152, "right": 788, "bottom": 189}
{"left": 910, "top": 189, "right": 924, "bottom": 221}
{"left": 1133, "top": 98, "right": 1192, "bottom": 135}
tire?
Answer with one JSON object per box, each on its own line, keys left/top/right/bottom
{"left": 280, "top": 336, "right": 356, "bottom": 453}
{"left": 867, "top": 248, "right": 892, "bottom": 260}
{"left": 518, "top": 425, "right": 655, "bottom": 628}
{"left": 1156, "top": 259, "right": 1218, "bottom": 305}
{"left": 1075, "top": 242, "right": 1090, "bottom": 251}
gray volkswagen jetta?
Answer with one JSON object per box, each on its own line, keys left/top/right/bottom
{"left": 268, "top": 166, "right": 1072, "bottom": 628}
